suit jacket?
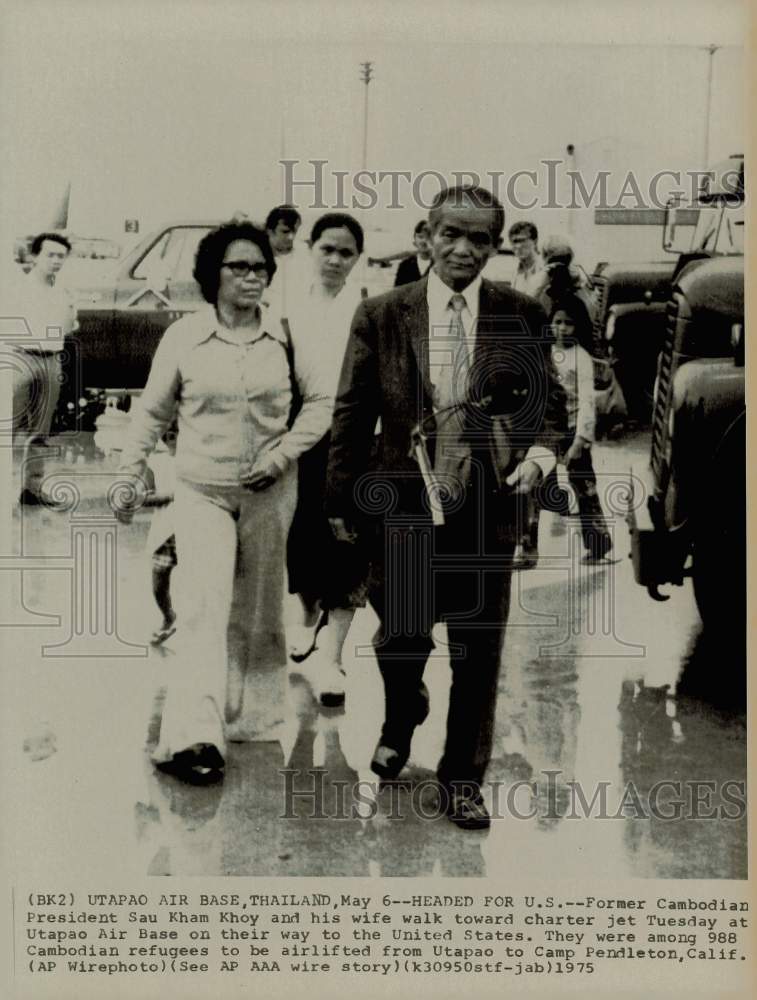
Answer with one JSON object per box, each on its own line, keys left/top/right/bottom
{"left": 325, "top": 276, "right": 565, "bottom": 527}
{"left": 394, "top": 255, "right": 427, "bottom": 287}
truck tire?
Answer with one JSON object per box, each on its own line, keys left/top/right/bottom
{"left": 691, "top": 412, "right": 746, "bottom": 628}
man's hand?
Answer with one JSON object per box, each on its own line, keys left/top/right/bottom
{"left": 505, "top": 459, "right": 542, "bottom": 496}
{"left": 329, "top": 517, "right": 358, "bottom": 543}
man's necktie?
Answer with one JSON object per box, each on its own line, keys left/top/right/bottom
{"left": 431, "top": 293, "right": 472, "bottom": 507}
{"left": 432, "top": 293, "right": 469, "bottom": 410}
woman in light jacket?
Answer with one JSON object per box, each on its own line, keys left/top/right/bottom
{"left": 117, "top": 221, "right": 332, "bottom": 782}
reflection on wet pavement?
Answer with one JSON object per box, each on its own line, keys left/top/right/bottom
{"left": 5, "top": 437, "right": 747, "bottom": 881}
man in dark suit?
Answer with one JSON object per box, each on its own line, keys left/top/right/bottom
{"left": 326, "top": 185, "right": 562, "bottom": 829}
{"left": 394, "top": 220, "right": 432, "bottom": 286}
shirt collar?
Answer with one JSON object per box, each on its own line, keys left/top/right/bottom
{"left": 426, "top": 268, "right": 483, "bottom": 317}
{"left": 517, "top": 253, "right": 542, "bottom": 275}
{"left": 192, "top": 300, "right": 288, "bottom": 347}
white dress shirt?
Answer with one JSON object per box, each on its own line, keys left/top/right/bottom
{"left": 287, "top": 278, "right": 363, "bottom": 401}
{"left": 425, "top": 268, "right": 554, "bottom": 476}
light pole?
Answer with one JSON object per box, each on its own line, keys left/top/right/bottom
{"left": 566, "top": 143, "right": 576, "bottom": 237}
{"left": 703, "top": 44, "right": 718, "bottom": 169}
{"left": 359, "top": 61, "right": 374, "bottom": 172}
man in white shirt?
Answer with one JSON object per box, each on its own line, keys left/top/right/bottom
{"left": 326, "top": 185, "right": 563, "bottom": 829}
{"left": 11, "top": 232, "right": 77, "bottom": 504}
{"left": 265, "top": 204, "right": 307, "bottom": 315}
{"left": 509, "top": 220, "right": 546, "bottom": 297}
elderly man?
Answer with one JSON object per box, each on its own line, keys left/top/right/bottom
{"left": 11, "top": 232, "right": 76, "bottom": 504}
{"left": 326, "top": 185, "right": 563, "bottom": 829}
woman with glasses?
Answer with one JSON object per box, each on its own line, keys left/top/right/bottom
{"left": 285, "top": 212, "right": 368, "bottom": 707}
{"left": 118, "top": 221, "right": 332, "bottom": 782}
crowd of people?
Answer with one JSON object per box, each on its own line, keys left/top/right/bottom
{"left": 11, "top": 188, "right": 614, "bottom": 829}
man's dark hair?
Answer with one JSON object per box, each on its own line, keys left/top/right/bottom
{"left": 265, "top": 204, "right": 302, "bottom": 232}
{"left": 31, "top": 232, "right": 72, "bottom": 256}
{"left": 413, "top": 219, "right": 430, "bottom": 237}
{"left": 309, "top": 212, "right": 365, "bottom": 254}
{"left": 428, "top": 185, "right": 505, "bottom": 240}
{"left": 508, "top": 220, "right": 538, "bottom": 243}
{"left": 193, "top": 222, "right": 276, "bottom": 304}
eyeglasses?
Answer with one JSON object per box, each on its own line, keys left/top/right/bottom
{"left": 221, "top": 261, "right": 269, "bottom": 277}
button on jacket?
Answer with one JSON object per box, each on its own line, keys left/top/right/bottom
{"left": 120, "top": 303, "right": 333, "bottom": 487}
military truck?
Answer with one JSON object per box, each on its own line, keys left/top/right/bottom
{"left": 592, "top": 154, "right": 744, "bottom": 425}
{"left": 627, "top": 247, "right": 745, "bottom": 626}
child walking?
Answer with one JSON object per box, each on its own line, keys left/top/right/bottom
{"left": 548, "top": 295, "right": 612, "bottom": 561}
{"left": 146, "top": 427, "right": 178, "bottom": 645}
{"left": 514, "top": 294, "right": 612, "bottom": 567}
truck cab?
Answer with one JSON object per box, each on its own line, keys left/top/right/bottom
{"left": 592, "top": 154, "right": 744, "bottom": 424}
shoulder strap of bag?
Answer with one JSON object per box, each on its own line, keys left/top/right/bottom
{"left": 281, "top": 316, "right": 303, "bottom": 428}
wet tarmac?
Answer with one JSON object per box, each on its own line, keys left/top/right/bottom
{"left": 2, "top": 433, "right": 747, "bottom": 881}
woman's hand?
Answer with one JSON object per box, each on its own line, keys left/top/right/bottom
{"left": 246, "top": 472, "right": 277, "bottom": 492}
{"left": 244, "top": 454, "right": 285, "bottom": 492}
{"left": 111, "top": 475, "right": 149, "bottom": 524}
{"left": 565, "top": 436, "right": 590, "bottom": 466}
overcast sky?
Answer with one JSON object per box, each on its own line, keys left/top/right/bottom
{"left": 0, "top": 0, "right": 746, "bottom": 253}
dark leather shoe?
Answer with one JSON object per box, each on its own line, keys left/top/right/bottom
{"left": 370, "top": 743, "right": 407, "bottom": 781}
{"left": 155, "top": 744, "right": 225, "bottom": 785}
{"left": 583, "top": 531, "right": 613, "bottom": 562}
{"left": 18, "top": 488, "right": 45, "bottom": 506}
{"left": 445, "top": 785, "right": 490, "bottom": 831}
{"left": 370, "top": 683, "right": 429, "bottom": 780}
{"left": 512, "top": 542, "right": 538, "bottom": 571}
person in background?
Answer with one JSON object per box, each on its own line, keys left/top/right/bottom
{"left": 264, "top": 204, "right": 304, "bottom": 314}
{"left": 286, "top": 212, "right": 368, "bottom": 707}
{"left": 117, "top": 221, "right": 332, "bottom": 783}
{"left": 146, "top": 425, "right": 178, "bottom": 646}
{"left": 10, "top": 232, "right": 77, "bottom": 504}
{"left": 515, "top": 294, "right": 612, "bottom": 568}
{"left": 508, "top": 220, "right": 545, "bottom": 297}
{"left": 538, "top": 235, "right": 597, "bottom": 324}
{"left": 394, "top": 220, "right": 432, "bottom": 286}
{"left": 265, "top": 204, "right": 301, "bottom": 258}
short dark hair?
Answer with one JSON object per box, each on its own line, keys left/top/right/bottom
{"left": 309, "top": 212, "right": 364, "bottom": 254}
{"left": 31, "top": 232, "right": 71, "bottom": 256}
{"left": 413, "top": 219, "right": 430, "bottom": 237}
{"left": 265, "top": 204, "right": 301, "bottom": 232}
{"left": 193, "top": 222, "right": 276, "bottom": 305}
{"left": 549, "top": 295, "right": 594, "bottom": 352}
{"left": 428, "top": 185, "right": 505, "bottom": 240}
{"left": 508, "top": 220, "right": 538, "bottom": 243}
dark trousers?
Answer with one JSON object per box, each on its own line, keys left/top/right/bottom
{"left": 542, "top": 443, "right": 609, "bottom": 553}
{"left": 368, "top": 494, "right": 514, "bottom": 786}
